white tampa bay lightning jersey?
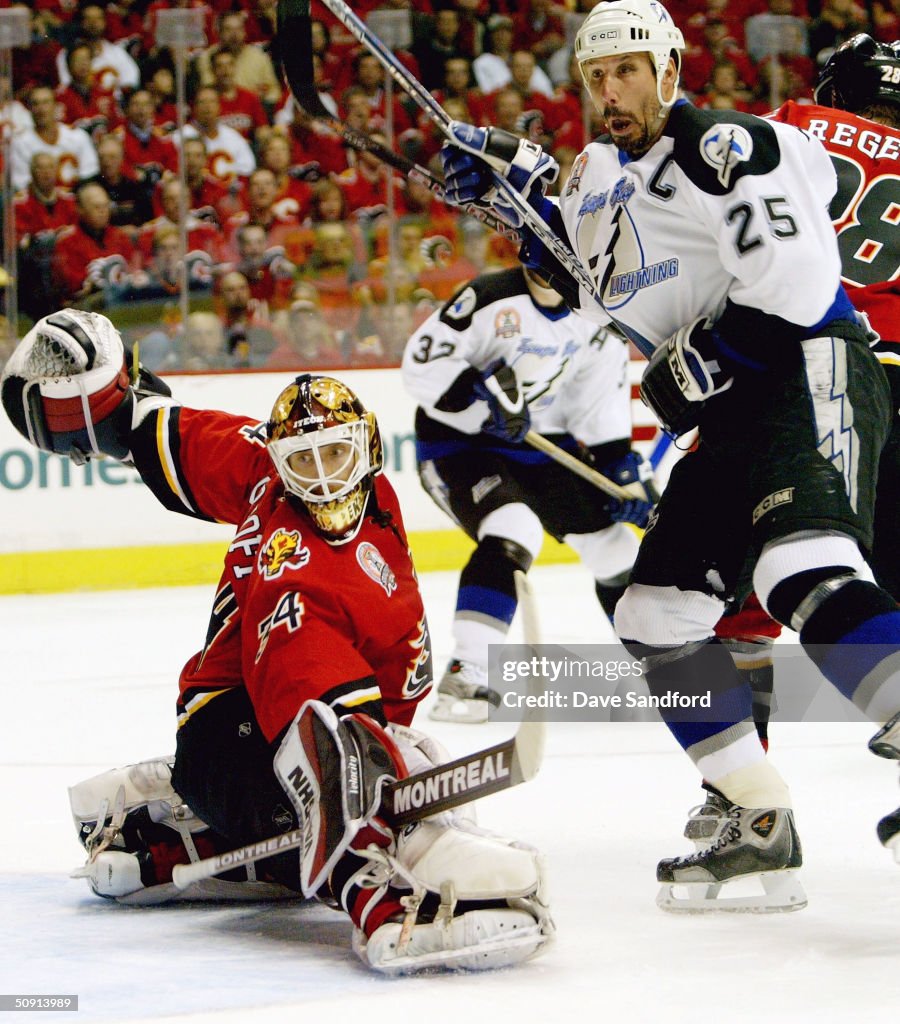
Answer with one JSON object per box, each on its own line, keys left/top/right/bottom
{"left": 558, "top": 101, "right": 846, "bottom": 355}
{"left": 401, "top": 266, "right": 631, "bottom": 446}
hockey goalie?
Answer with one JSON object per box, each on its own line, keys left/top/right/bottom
{"left": 1, "top": 309, "right": 552, "bottom": 974}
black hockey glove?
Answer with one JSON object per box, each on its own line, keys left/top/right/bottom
{"left": 598, "top": 451, "right": 659, "bottom": 529}
{"left": 639, "top": 317, "right": 734, "bottom": 436}
{"left": 473, "top": 359, "right": 530, "bottom": 443}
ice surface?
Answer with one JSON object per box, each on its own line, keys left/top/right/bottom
{"left": 1, "top": 565, "right": 898, "bottom": 1023}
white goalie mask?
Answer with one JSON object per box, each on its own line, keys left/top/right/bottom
{"left": 267, "top": 375, "right": 383, "bottom": 544}
{"left": 575, "top": 0, "right": 685, "bottom": 108}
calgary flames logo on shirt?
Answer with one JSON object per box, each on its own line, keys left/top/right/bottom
{"left": 258, "top": 528, "right": 310, "bottom": 579}
{"left": 356, "top": 541, "right": 397, "bottom": 596}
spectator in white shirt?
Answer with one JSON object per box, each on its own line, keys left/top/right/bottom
{"left": 55, "top": 3, "right": 140, "bottom": 97}
{"left": 176, "top": 86, "right": 256, "bottom": 181}
{"left": 11, "top": 86, "right": 99, "bottom": 191}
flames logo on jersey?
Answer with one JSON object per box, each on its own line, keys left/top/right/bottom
{"left": 700, "top": 124, "right": 754, "bottom": 187}
{"left": 494, "top": 308, "right": 522, "bottom": 338}
{"left": 403, "top": 615, "right": 434, "bottom": 699}
{"left": 258, "top": 528, "right": 310, "bottom": 579}
{"left": 356, "top": 541, "right": 397, "bottom": 596}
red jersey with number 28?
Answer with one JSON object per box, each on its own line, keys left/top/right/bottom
{"left": 130, "top": 404, "right": 432, "bottom": 741}
{"left": 769, "top": 101, "right": 899, "bottom": 348}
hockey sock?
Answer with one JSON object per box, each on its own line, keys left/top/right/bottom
{"left": 798, "top": 580, "right": 900, "bottom": 719}
{"left": 626, "top": 637, "right": 758, "bottom": 761}
{"left": 328, "top": 822, "right": 407, "bottom": 937}
{"left": 595, "top": 570, "right": 630, "bottom": 624}
{"left": 452, "top": 536, "right": 532, "bottom": 663}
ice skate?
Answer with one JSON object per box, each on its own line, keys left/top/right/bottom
{"left": 869, "top": 713, "right": 900, "bottom": 863}
{"left": 429, "top": 660, "right": 502, "bottom": 724}
{"left": 682, "top": 783, "right": 736, "bottom": 850}
{"left": 657, "top": 805, "right": 807, "bottom": 913}
{"left": 876, "top": 807, "right": 900, "bottom": 863}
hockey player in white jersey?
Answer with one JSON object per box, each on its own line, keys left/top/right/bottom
{"left": 440, "top": 0, "right": 900, "bottom": 910}
{"left": 402, "top": 264, "right": 656, "bottom": 723}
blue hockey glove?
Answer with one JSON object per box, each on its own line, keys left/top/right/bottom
{"left": 599, "top": 451, "right": 659, "bottom": 529}
{"left": 639, "top": 317, "right": 734, "bottom": 436}
{"left": 441, "top": 122, "right": 558, "bottom": 228}
{"left": 473, "top": 359, "right": 530, "bottom": 443}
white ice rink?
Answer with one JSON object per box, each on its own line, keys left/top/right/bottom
{"left": 2, "top": 563, "right": 899, "bottom": 1023}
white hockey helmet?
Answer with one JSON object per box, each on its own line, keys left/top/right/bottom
{"left": 575, "top": 0, "right": 685, "bottom": 107}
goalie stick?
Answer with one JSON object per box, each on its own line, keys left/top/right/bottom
{"left": 276, "top": 0, "right": 519, "bottom": 242}
{"left": 172, "top": 571, "right": 545, "bottom": 890}
{"left": 277, "top": 0, "right": 603, "bottom": 306}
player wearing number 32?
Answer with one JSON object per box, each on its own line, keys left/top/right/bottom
{"left": 441, "top": 0, "right": 900, "bottom": 910}
{"left": 402, "top": 265, "right": 655, "bottom": 723}
{"left": 0, "top": 310, "right": 552, "bottom": 974}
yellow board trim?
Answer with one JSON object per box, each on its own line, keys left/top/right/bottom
{"left": 0, "top": 531, "right": 580, "bottom": 595}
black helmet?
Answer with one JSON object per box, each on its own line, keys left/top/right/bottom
{"left": 814, "top": 34, "right": 900, "bottom": 113}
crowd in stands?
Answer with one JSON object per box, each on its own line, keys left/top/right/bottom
{"left": 1, "top": 0, "right": 895, "bottom": 374}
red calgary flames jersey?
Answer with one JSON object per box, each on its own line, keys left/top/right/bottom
{"left": 770, "top": 101, "right": 899, "bottom": 347}
{"left": 131, "top": 405, "right": 432, "bottom": 741}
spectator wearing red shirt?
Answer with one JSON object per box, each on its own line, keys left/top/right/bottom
{"left": 695, "top": 60, "right": 757, "bottom": 112}
{"left": 681, "top": 17, "right": 758, "bottom": 96}
{"left": 334, "top": 140, "right": 392, "bottom": 220}
{"left": 52, "top": 181, "right": 138, "bottom": 303}
{"left": 13, "top": 152, "right": 77, "bottom": 247}
{"left": 258, "top": 133, "right": 313, "bottom": 224}
{"left": 224, "top": 167, "right": 302, "bottom": 257}
{"left": 340, "top": 53, "right": 415, "bottom": 137}
{"left": 55, "top": 44, "right": 121, "bottom": 143}
{"left": 210, "top": 47, "right": 270, "bottom": 145}
{"left": 182, "top": 136, "right": 241, "bottom": 227}
{"left": 113, "top": 90, "right": 178, "bottom": 188}
{"left": 12, "top": 5, "right": 60, "bottom": 95}
{"left": 512, "top": 0, "right": 566, "bottom": 65}
{"left": 138, "top": 177, "right": 224, "bottom": 263}
{"left": 228, "top": 221, "right": 297, "bottom": 313}
{"left": 277, "top": 102, "right": 347, "bottom": 178}
{"left": 418, "top": 57, "right": 490, "bottom": 161}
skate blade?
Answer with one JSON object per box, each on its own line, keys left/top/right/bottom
{"left": 656, "top": 869, "right": 808, "bottom": 914}
{"left": 428, "top": 693, "right": 489, "bottom": 724}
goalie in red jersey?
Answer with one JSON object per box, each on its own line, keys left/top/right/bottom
{"left": 0, "top": 310, "right": 551, "bottom": 974}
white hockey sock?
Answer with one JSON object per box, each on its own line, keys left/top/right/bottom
{"left": 712, "top": 759, "right": 793, "bottom": 810}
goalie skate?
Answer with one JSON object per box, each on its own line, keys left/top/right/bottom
{"left": 657, "top": 806, "right": 807, "bottom": 913}
{"left": 429, "top": 660, "right": 502, "bottom": 724}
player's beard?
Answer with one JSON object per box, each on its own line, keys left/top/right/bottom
{"left": 605, "top": 98, "right": 666, "bottom": 159}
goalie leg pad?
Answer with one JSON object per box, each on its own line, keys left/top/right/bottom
{"left": 69, "top": 759, "right": 297, "bottom": 904}
{"left": 273, "top": 700, "right": 404, "bottom": 897}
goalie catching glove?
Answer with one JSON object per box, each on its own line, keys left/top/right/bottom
{"left": 639, "top": 317, "right": 734, "bottom": 437}
{"left": 1, "top": 309, "right": 171, "bottom": 464}
{"left": 441, "top": 122, "right": 558, "bottom": 230}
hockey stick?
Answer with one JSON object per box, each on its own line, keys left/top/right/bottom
{"left": 524, "top": 430, "right": 633, "bottom": 502}
{"left": 279, "top": 0, "right": 602, "bottom": 305}
{"left": 172, "top": 573, "right": 545, "bottom": 889}
{"left": 276, "top": 0, "right": 519, "bottom": 241}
